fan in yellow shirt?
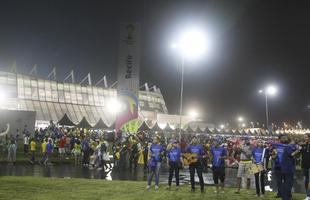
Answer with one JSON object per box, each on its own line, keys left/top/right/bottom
{"left": 29, "top": 138, "right": 36, "bottom": 164}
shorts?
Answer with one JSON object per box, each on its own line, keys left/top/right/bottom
{"left": 237, "top": 162, "right": 251, "bottom": 178}
{"left": 59, "top": 148, "right": 65, "bottom": 154}
{"left": 74, "top": 151, "right": 81, "bottom": 157}
{"left": 212, "top": 166, "right": 225, "bottom": 184}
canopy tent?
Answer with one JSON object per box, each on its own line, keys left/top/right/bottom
{"left": 212, "top": 128, "right": 220, "bottom": 135}
{"left": 77, "top": 117, "right": 93, "bottom": 128}
{"left": 138, "top": 121, "right": 152, "bottom": 131}
{"left": 163, "top": 123, "right": 174, "bottom": 132}
{"left": 185, "top": 125, "right": 196, "bottom": 133}
{"left": 151, "top": 123, "right": 162, "bottom": 132}
{"left": 233, "top": 130, "right": 241, "bottom": 135}
{"left": 204, "top": 127, "right": 212, "bottom": 134}
{"left": 93, "top": 118, "right": 109, "bottom": 129}
{"left": 196, "top": 126, "right": 203, "bottom": 133}
{"left": 58, "top": 113, "right": 76, "bottom": 126}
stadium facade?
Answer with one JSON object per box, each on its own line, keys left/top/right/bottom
{"left": 0, "top": 69, "right": 194, "bottom": 128}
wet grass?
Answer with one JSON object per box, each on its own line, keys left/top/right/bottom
{"left": 0, "top": 176, "right": 305, "bottom": 200}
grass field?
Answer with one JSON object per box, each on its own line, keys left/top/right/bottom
{"left": 0, "top": 176, "right": 305, "bottom": 200}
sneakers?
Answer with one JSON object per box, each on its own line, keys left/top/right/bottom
{"left": 146, "top": 185, "right": 159, "bottom": 190}
{"left": 176, "top": 186, "right": 179, "bottom": 191}
{"left": 303, "top": 197, "right": 310, "bottom": 200}
{"left": 190, "top": 188, "right": 195, "bottom": 193}
{"left": 201, "top": 189, "right": 205, "bottom": 194}
{"left": 166, "top": 186, "right": 171, "bottom": 191}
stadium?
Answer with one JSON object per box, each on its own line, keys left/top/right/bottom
{"left": 0, "top": 66, "right": 195, "bottom": 130}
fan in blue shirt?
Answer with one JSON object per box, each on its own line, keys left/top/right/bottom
{"left": 150, "top": 143, "right": 164, "bottom": 162}
{"left": 211, "top": 145, "right": 227, "bottom": 167}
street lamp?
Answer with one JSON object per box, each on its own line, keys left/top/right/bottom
{"left": 259, "top": 85, "right": 278, "bottom": 130}
{"left": 237, "top": 116, "right": 244, "bottom": 129}
{"left": 171, "top": 28, "right": 210, "bottom": 141}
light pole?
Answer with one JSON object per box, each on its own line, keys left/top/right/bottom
{"left": 179, "top": 54, "right": 185, "bottom": 141}
{"left": 259, "top": 85, "right": 277, "bottom": 130}
{"left": 171, "top": 28, "right": 210, "bottom": 141}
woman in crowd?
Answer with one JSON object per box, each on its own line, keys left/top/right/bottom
{"left": 147, "top": 136, "right": 164, "bottom": 190}
{"left": 252, "top": 140, "right": 266, "bottom": 197}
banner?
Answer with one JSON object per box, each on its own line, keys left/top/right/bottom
{"left": 116, "top": 23, "right": 140, "bottom": 134}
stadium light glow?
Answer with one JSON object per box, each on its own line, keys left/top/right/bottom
{"left": 188, "top": 110, "right": 198, "bottom": 119}
{"left": 266, "top": 85, "right": 278, "bottom": 96}
{"left": 107, "top": 98, "right": 124, "bottom": 114}
{"left": 220, "top": 124, "right": 225, "bottom": 129}
{"left": 171, "top": 27, "right": 211, "bottom": 60}
{"left": 237, "top": 117, "right": 244, "bottom": 122}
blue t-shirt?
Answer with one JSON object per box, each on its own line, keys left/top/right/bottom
{"left": 272, "top": 143, "right": 286, "bottom": 167}
{"left": 46, "top": 143, "right": 53, "bottom": 154}
{"left": 252, "top": 147, "right": 265, "bottom": 164}
{"left": 167, "top": 147, "right": 182, "bottom": 162}
{"left": 150, "top": 144, "right": 164, "bottom": 162}
{"left": 211, "top": 146, "right": 227, "bottom": 167}
{"left": 281, "top": 144, "right": 297, "bottom": 174}
{"left": 187, "top": 145, "right": 204, "bottom": 158}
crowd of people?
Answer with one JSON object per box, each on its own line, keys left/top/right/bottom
{"left": 145, "top": 132, "right": 310, "bottom": 200}
{"left": 0, "top": 122, "right": 309, "bottom": 200}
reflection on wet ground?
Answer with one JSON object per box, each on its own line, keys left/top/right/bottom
{"left": 0, "top": 163, "right": 305, "bottom": 194}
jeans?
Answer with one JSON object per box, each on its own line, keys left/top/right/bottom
{"left": 281, "top": 173, "right": 294, "bottom": 200}
{"left": 254, "top": 171, "right": 265, "bottom": 195}
{"left": 168, "top": 161, "right": 180, "bottom": 186}
{"left": 304, "top": 168, "right": 310, "bottom": 197}
{"left": 189, "top": 162, "right": 204, "bottom": 190}
{"left": 274, "top": 168, "right": 283, "bottom": 196}
{"left": 148, "top": 162, "right": 161, "bottom": 186}
{"left": 30, "top": 151, "right": 35, "bottom": 162}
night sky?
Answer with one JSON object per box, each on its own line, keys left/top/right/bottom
{"left": 0, "top": 0, "right": 309, "bottom": 126}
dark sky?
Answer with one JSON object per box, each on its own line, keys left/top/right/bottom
{"left": 0, "top": 0, "right": 309, "bottom": 125}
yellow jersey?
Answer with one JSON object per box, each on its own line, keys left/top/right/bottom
{"left": 30, "top": 141, "right": 36, "bottom": 151}
{"left": 41, "top": 142, "right": 47, "bottom": 153}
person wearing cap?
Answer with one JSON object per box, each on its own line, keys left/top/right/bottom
{"left": 211, "top": 139, "right": 227, "bottom": 194}
{"left": 252, "top": 140, "right": 267, "bottom": 197}
{"left": 147, "top": 136, "right": 164, "bottom": 190}
{"left": 186, "top": 136, "right": 205, "bottom": 193}
{"left": 166, "top": 140, "right": 183, "bottom": 191}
